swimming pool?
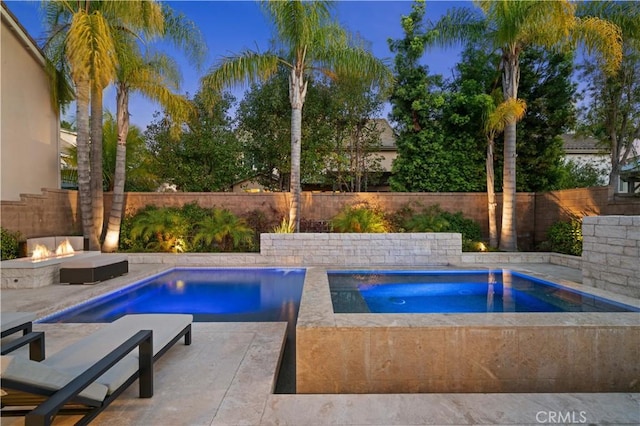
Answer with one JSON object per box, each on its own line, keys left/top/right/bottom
{"left": 40, "top": 268, "right": 305, "bottom": 323}
{"left": 328, "top": 270, "right": 639, "bottom": 313}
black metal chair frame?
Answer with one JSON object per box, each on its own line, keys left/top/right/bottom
{"left": 1, "top": 331, "right": 45, "bottom": 361}
{"left": 1, "top": 330, "right": 153, "bottom": 426}
{"left": 1, "top": 319, "right": 33, "bottom": 339}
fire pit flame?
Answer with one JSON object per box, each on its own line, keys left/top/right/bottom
{"left": 30, "top": 240, "right": 76, "bottom": 261}
{"left": 31, "top": 244, "right": 52, "bottom": 261}
{"left": 56, "top": 239, "right": 75, "bottom": 256}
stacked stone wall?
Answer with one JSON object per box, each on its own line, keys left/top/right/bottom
{"left": 582, "top": 215, "right": 640, "bottom": 298}
{"left": 260, "top": 233, "right": 462, "bottom": 266}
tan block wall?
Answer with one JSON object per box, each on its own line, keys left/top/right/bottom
{"left": 0, "top": 189, "right": 80, "bottom": 238}
{"left": 1, "top": 188, "right": 638, "bottom": 250}
{"left": 297, "top": 324, "right": 640, "bottom": 394}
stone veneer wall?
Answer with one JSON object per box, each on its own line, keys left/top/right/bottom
{"left": 582, "top": 215, "right": 640, "bottom": 298}
{"left": 260, "top": 233, "right": 462, "bottom": 266}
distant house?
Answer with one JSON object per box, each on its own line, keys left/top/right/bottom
{"left": 560, "top": 134, "right": 610, "bottom": 185}
{"left": 1, "top": 3, "right": 60, "bottom": 201}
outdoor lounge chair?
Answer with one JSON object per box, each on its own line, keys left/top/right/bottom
{"left": 0, "top": 313, "right": 192, "bottom": 426}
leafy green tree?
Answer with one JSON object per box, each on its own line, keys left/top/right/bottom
{"left": 202, "top": 0, "right": 392, "bottom": 231}
{"left": 430, "top": 0, "right": 622, "bottom": 250}
{"left": 145, "top": 92, "right": 248, "bottom": 192}
{"left": 556, "top": 160, "right": 607, "bottom": 189}
{"left": 387, "top": 1, "right": 447, "bottom": 192}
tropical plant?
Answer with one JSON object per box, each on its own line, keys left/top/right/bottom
{"left": 202, "top": 0, "right": 392, "bottom": 231}
{"left": 129, "top": 207, "right": 189, "bottom": 253}
{"left": 330, "top": 205, "right": 391, "bottom": 233}
{"left": 429, "top": 0, "right": 622, "bottom": 251}
{"left": 193, "top": 209, "right": 254, "bottom": 252}
{"left": 1, "top": 227, "right": 22, "bottom": 260}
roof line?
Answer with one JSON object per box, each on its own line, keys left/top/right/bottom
{"left": 1, "top": 1, "right": 46, "bottom": 66}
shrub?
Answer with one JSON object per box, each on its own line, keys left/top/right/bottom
{"left": 330, "top": 204, "right": 391, "bottom": 233}
{"left": 396, "top": 205, "right": 483, "bottom": 251}
{"left": 544, "top": 219, "right": 582, "bottom": 256}
{"left": 193, "top": 209, "right": 254, "bottom": 251}
{"left": 1, "top": 227, "right": 21, "bottom": 260}
{"left": 129, "top": 207, "right": 189, "bottom": 253}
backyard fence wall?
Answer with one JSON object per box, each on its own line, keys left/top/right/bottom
{"left": 2, "top": 187, "right": 638, "bottom": 250}
{"left": 581, "top": 215, "right": 640, "bottom": 298}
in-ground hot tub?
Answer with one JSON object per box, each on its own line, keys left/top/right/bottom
{"left": 296, "top": 268, "right": 640, "bottom": 394}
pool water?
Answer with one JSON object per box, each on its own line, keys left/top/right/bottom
{"left": 41, "top": 268, "right": 305, "bottom": 323}
{"left": 328, "top": 270, "right": 638, "bottom": 314}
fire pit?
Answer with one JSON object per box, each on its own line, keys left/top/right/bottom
{"left": 1, "top": 237, "right": 101, "bottom": 289}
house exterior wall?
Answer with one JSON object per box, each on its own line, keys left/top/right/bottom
{"left": 1, "top": 7, "right": 59, "bottom": 201}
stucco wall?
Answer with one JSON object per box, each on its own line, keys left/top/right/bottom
{"left": 1, "top": 12, "right": 59, "bottom": 201}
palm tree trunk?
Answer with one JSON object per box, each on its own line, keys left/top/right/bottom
{"left": 486, "top": 136, "right": 498, "bottom": 248}
{"left": 499, "top": 50, "right": 520, "bottom": 252}
{"left": 289, "top": 68, "right": 307, "bottom": 232}
{"left": 102, "top": 84, "right": 129, "bottom": 252}
{"left": 90, "top": 85, "right": 104, "bottom": 250}
{"left": 76, "top": 77, "right": 94, "bottom": 249}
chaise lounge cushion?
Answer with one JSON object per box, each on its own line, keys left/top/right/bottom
{"left": 60, "top": 254, "right": 128, "bottom": 269}
{"left": 1, "top": 355, "right": 108, "bottom": 403}
{"left": 42, "top": 314, "right": 192, "bottom": 393}
{"left": 0, "top": 312, "right": 35, "bottom": 334}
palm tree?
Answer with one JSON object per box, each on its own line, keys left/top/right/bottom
{"left": 430, "top": 0, "right": 622, "bottom": 251}
{"left": 44, "top": 1, "right": 118, "bottom": 250}
{"left": 102, "top": 5, "right": 206, "bottom": 252}
{"left": 44, "top": 1, "right": 166, "bottom": 250}
{"left": 484, "top": 98, "right": 526, "bottom": 248}
{"left": 202, "top": 0, "right": 392, "bottom": 232}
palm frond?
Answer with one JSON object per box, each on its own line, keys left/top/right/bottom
{"left": 261, "top": 0, "right": 333, "bottom": 53}
{"left": 202, "top": 51, "right": 282, "bottom": 92}
{"left": 574, "top": 16, "right": 623, "bottom": 74}
{"left": 66, "top": 10, "right": 117, "bottom": 88}
{"left": 160, "top": 3, "right": 207, "bottom": 69}
{"left": 485, "top": 98, "right": 526, "bottom": 134}
{"left": 429, "top": 6, "right": 487, "bottom": 49}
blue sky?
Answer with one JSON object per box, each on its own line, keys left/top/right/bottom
{"left": 5, "top": 0, "right": 471, "bottom": 129}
